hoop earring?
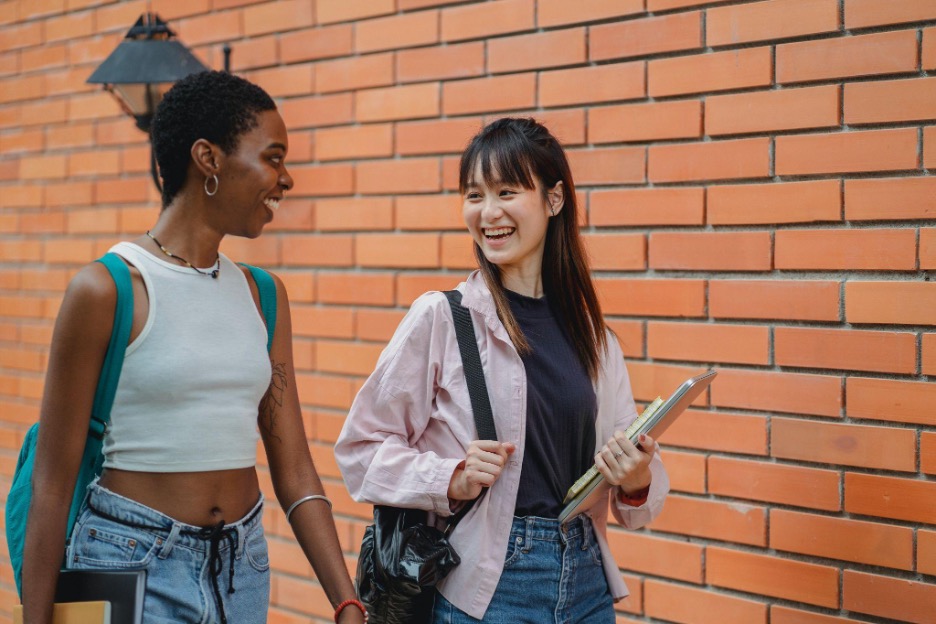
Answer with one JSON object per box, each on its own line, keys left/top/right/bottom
{"left": 204, "top": 174, "right": 219, "bottom": 197}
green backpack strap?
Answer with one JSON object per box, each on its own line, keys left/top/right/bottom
{"left": 91, "top": 253, "right": 134, "bottom": 434}
{"left": 240, "top": 263, "right": 277, "bottom": 353}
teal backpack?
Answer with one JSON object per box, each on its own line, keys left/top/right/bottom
{"left": 5, "top": 253, "right": 277, "bottom": 597}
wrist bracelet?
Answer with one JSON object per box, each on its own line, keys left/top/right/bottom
{"left": 284, "top": 494, "right": 332, "bottom": 522}
{"left": 334, "top": 598, "right": 368, "bottom": 622}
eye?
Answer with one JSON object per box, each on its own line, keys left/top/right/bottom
{"left": 466, "top": 191, "right": 482, "bottom": 200}
{"left": 499, "top": 189, "right": 516, "bottom": 197}
{"left": 269, "top": 154, "right": 285, "bottom": 165}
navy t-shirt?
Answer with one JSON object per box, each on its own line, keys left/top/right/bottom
{"left": 506, "top": 289, "right": 597, "bottom": 518}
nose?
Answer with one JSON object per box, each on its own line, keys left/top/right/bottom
{"left": 279, "top": 167, "right": 294, "bottom": 193}
{"left": 480, "top": 196, "right": 504, "bottom": 222}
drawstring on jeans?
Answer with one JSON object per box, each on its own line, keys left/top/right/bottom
{"left": 198, "top": 520, "right": 238, "bottom": 624}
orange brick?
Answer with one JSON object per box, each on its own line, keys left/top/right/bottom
{"left": 845, "top": 177, "right": 936, "bottom": 220}
{"left": 395, "top": 194, "right": 464, "bottom": 231}
{"left": 0, "top": 21, "right": 43, "bottom": 51}
{"left": 848, "top": 280, "right": 936, "bottom": 327}
{"left": 538, "top": 0, "right": 642, "bottom": 26}
{"left": 0, "top": 128, "right": 44, "bottom": 153}
{"left": 291, "top": 305, "right": 354, "bottom": 340}
{"left": 649, "top": 47, "right": 772, "bottom": 97}
{"left": 708, "top": 546, "right": 839, "bottom": 607}
{"left": 648, "top": 321, "right": 768, "bottom": 365}
{"left": 567, "top": 147, "right": 645, "bottom": 185}
{"left": 357, "top": 82, "right": 440, "bottom": 122}
{"left": 315, "top": 124, "right": 393, "bottom": 161}
{"left": 846, "top": 377, "right": 936, "bottom": 426}
{"left": 176, "top": 10, "right": 241, "bottom": 46}
{"left": 356, "top": 307, "right": 406, "bottom": 342}
{"left": 709, "top": 179, "right": 841, "bottom": 225}
{"left": 400, "top": 0, "right": 472, "bottom": 8}
{"left": 540, "top": 62, "right": 644, "bottom": 108}
{"left": 591, "top": 11, "right": 702, "bottom": 61}
{"left": 582, "top": 233, "right": 645, "bottom": 271}
{"left": 290, "top": 163, "right": 353, "bottom": 197}
{"left": 280, "top": 234, "right": 352, "bottom": 267}
{"left": 711, "top": 369, "right": 842, "bottom": 417}
{"left": 95, "top": 179, "right": 149, "bottom": 205}
{"left": 247, "top": 64, "right": 314, "bottom": 98}
{"left": 710, "top": 456, "right": 841, "bottom": 511}
{"left": 776, "top": 129, "right": 918, "bottom": 176}
{"left": 661, "top": 448, "right": 706, "bottom": 494}
{"left": 317, "top": 272, "right": 394, "bottom": 306}
{"left": 315, "top": 53, "right": 393, "bottom": 94}
{"left": 442, "top": 73, "right": 535, "bottom": 116}
{"left": 846, "top": 0, "right": 936, "bottom": 28}
{"left": 772, "top": 417, "right": 916, "bottom": 473}
{"left": 244, "top": 0, "right": 313, "bottom": 37}
{"left": 45, "top": 11, "right": 94, "bottom": 43}
{"left": 777, "top": 31, "right": 918, "bottom": 83}
{"left": 645, "top": 580, "right": 767, "bottom": 624}
{"left": 776, "top": 508, "right": 913, "bottom": 570}
{"left": 650, "top": 231, "right": 771, "bottom": 271}
{"left": 649, "top": 0, "right": 731, "bottom": 7}
{"left": 846, "top": 77, "right": 936, "bottom": 125}
{"left": 397, "top": 42, "right": 485, "bottom": 83}
{"left": 651, "top": 494, "right": 766, "bottom": 545}
{"left": 280, "top": 93, "right": 354, "bottom": 130}
{"left": 355, "top": 10, "right": 438, "bottom": 53}
{"left": 19, "top": 154, "right": 66, "bottom": 180}
{"left": 532, "top": 109, "right": 587, "bottom": 146}
{"left": 605, "top": 530, "right": 703, "bottom": 583}
{"left": 925, "top": 27, "right": 936, "bottom": 70}
{"left": 356, "top": 233, "right": 440, "bottom": 269}
{"left": 596, "top": 278, "right": 706, "bottom": 317}
{"left": 316, "top": 340, "right": 384, "bottom": 376}
{"left": 439, "top": 232, "right": 475, "bottom": 269}
{"left": 21, "top": 42, "right": 68, "bottom": 72}
{"left": 316, "top": 197, "right": 393, "bottom": 232}
{"left": 771, "top": 606, "right": 868, "bottom": 624}
{"left": 46, "top": 181, "right": 94, "bottom": 208}
{"left": 20, "top": 211, "right": 65, "bottom": 234}
{"left": 606, "top": 319, "right": 643, "bottom": 358}
{"left": 710, "top": 279, "right": 840, "bottom": 322}
{"left": 844, "top": 570, "right": 936, "bottom": 623}
{"left": 21, "top": 99, "right": 68, "bottom": 127}
{"left": 489, "top": 28, "right": 585, "bottom": 74}
{"left": 926, "top": 126, "right": 936, "bottom": 168}
{"left": 920, "top": 528, "right": 936, "bottom": 573}
{"left": 708, "top": 0, "right": 839, "bottom": 46}
{"left": 590, "top": 188, "right": 704, "bottom": 227}
{"left": 68, "top": 149, "right": 121, "bottom": 177}
{"left": 280, "top": 24, "right": 353, "bottom": 63}
{"left": 921, "top": 227, "right": 936, "bottom": 269}
{"left": 590, "top": 100, "right": 701, "bottom": 144}
{"left": 356, "top": 158, "right": 440, "bottom": 194}
{"left": 780, "top": 228, "right": 916, "bottom": 271}
{"left": 649, "top": 138, "right": 770, "bottom": 183}
{"left": 396, "top": 117, "right": 482, "bottom": 156}
{"left": 706, "top": 85, "right": 840, "bottom": 136}
{"left": 395, "top": 273, "right": 466, "bottom": 305}
{"left": 658, "top": 408, "right": 768, "bottom": 456}
{"left": 316, "top": 0, "right": 395, "bottom": 25}
{"left": 846, "top": 473, "right": 936, "bottom": 524}
{"left": 440, "top": 0, "right": 534, "bottom": 42}
{"left": 925, "top": 333, "right": 936, "bottom": 375}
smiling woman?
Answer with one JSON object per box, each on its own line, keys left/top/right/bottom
{"left": 20, "top": 71, "right": 366, "bottom": 624}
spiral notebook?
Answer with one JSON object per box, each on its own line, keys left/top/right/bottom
{"left": 14, "top": 570, "right": 146, "bottom": 624}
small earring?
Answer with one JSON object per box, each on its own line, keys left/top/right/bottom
{"left": 550, "top": 207, "right": 556, "bottom": 217}
{"left": 204, "top": 174, "right": 219, "bottom": 197}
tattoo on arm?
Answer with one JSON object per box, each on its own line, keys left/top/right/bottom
{"left": 259, "top": 361, "right": 287, "bottom": 444}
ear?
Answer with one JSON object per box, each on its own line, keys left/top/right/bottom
{"left": 547, "top": 181, "right": 565, "bottom": 216}
{"left": 191, "top": 139, "right": 221, "bottom": 178}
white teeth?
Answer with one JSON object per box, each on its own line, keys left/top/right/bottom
{"left": 264, "top": 198, "right": 280, "bottom": 211}
{"left": 484, "top": 227, "right": 514, "bottom": 238}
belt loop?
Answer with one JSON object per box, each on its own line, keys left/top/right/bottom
{"left": 236, "top": 523, "right": 247, "bottom": 559}
{"left": 581, "top": 517, "right": 591, "bottom": 551}
{"left": 158, "top": 523, "right": 181, "bottom": 559}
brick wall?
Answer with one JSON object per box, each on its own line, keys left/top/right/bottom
{"left": 1, "top": 0, "right": 935, "bottom": 622}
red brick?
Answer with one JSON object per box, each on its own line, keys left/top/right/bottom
{"left": 778, "top": 228, "right": 916, "bottom": 271}
{"left": 442, "top": 73, "right": 535, "bottom": 116}
{"left": 489, "top": 28, "right": 585, "bottom": 74}
{"left": 316, "top": 0, "right": 395, "bottom": 25}
{"left": 45, "top": 11, "right": 94, "bottom": 43}
{"left": 315, "top": 53, "right": 393, "bottom": 94}
{"left": 645, "top": 580, "right": 766, "bottom": 624}
{"left": 439, "top": 233, "right": 475, "bottom": 270}
{"left": 280, "top": 24, "right": 353, "bottom": 63}
{"left": 356, "top": 308, "right": 406, "bottom": 342}
{"left": 537, "top": 0, "right": 642, "bottom": 26}
{"left": 844, "top": 570, "right": 936, "bottom": 623}
{"left": 316, "top": 340, "right": 385, "bottom": 376}
{"left": 21, "top": 42, "right": 68, "bottom": 72}
{"left": 19, "top": 154, "right": 66, "bottom": 180}
{"left": 397, "top": 42, "right": 485, "bottom": 83}
{"left": 0, "top": 75, "right": 44, "bottom": 104}
{"left": 708, "top": 546, "right": 839, "bottom": 607}
{"left": 659, "top": 408, "right": 768, "bottom": 456}
{"left": 355, "top": 10, "right": 439, "bottom": 53}
{"left": 0, "top": 128, "right": 43, "bottom": 153}
{"left": 846, "top": 472, "right": 936, "bottom": 524}
{"left": 247, "top": 64, "right": 314, "bottom": 98}
{"left": 707, "top": 85, "right": 840, "bottom": 136}
{"left": 846, "top": 77, "right": 936, "bottom": 125}
{"left": 650, "top": 495, "right": 766, "bottom": 548}
{"left": 777, "top": 31, "right": 918, "bottom": 83}
{"left": 712, "top": 457, "right": 841, "bottom": 514}
{"left": 395, "top": 194, "right": 464, "bottom": 231}
{"left": 925, "top": 333, "right": 936, "bottom": 374}
{"left": 846, "top": 377, "right": 936, "bottom": 426}
{"left": 648, "top": 321, "right": 769, "bottom": 365}
{"left": 540, "top": 62, "right": 644, "bottom": 108}
{"left": 845, "top": 177, "right": 936, "bottom": 220}
{"left": 316, "top": 197, "right": 394, "bottom": 232}
{"left": 605, "top": 530, "right": 703, "bottom": 583}
{"left": 530, "top": 109, "right": 587, "bottom": 146}
{"left": 596, "top": 278, "right": 706, "bottom": 317}
{"left": 581, "top": 233, "right": 645, "bottom": 271}
{"left": 709, "top": 0, "right": 839, "bottom": 46}
{"left": 356, "top": 158, "right": 440, "bottom": 195}
{"left": 47, "top": 122, "right": 97, "bottom": 151}
{"left": 280, "top": 93, "right": 353, "bottom": 130}
{"left": 778, "top": 326, "right": 916, "bottom": 374}
{"left": 440, "top": 0, "right": 534, "bottom": 42}
{"left": 649, "top": 138, "right": 770, "bottom": 183}
{"left": 280, "top": 235, "right": 352, "bottom": 267}
{"left": 772, "top": 417, "right": 916, "bottom": 473}
{"left": 922, "top": 227, "right": 936, "bottom": 269}
{"left": 358, "top": 83, "right": 440, "bottom": 122}
{"left": 777, "top": 129, "right": 918, "bottom": 176}
{"left": 925, "top": 27, "right": 936, "bottom": 70}
{"left": 291, "top": 306, "right": 354, "bottom": 340}
{"left": 590, "top": 100, "right": 701, "bottom": 144}
{"left": 400, "top": 0, "right": 472, "bottom": 8}
{"left": 356, "top": 233, "right": 440, "bottom": 269}
{"left": 243, "top": 0, "right": 312, "bottom": 37}
{"left": 920, "top": 528, "right": 936, "bottom": 573}
{"left": 567, "top": 147, "right": 645, "bottom": 185}
{"left": 649, "top": 0, "right": 732, "bottom": 7}
{"left": 649, "top": 47, "right": 772, "bottom": 97}
{"left": 591, "top": 12, "right": 702, "bottom": 62}
{"left": 605, "top": 319, "right": 643, "bottom": 358}
{"left": 315, "top": 124, "right": 393, "bottom": 161}
{"left": 650, "top": 231, "right": 771, "bottom": 271}
{"left": 710, "top": 279, "right": 840, "bottom": 322}
{"left": 176, "top": 10, "right": 241, "bottom": 46}
{"left": 847, "top": 281, "right": 936, "bottom": 326}
{"left": 926, "top": 126, "right": 936, "bottom": 168}
{"left": 318, "top": 272, "right": 394, "bottom": 306}
{"left": 709, "top": 180, "right": 841, "bottom": 225}
{"left": 0, "top": 22, "right": 43, "bottom": 52}
{"left": 21, "top": 99, "right": 68, "bottom": 128}
{"left": 397, "top": 117, "right": 482, "bottom": 156}
{"left": 590, "top": 188, "right": 703, "bottom": 227}
{"left": 846, "top": 0, "right": 936, "bottom": 28}
{"left": 396, "top": 274, "right": 468, "bottom": 306}
{"left": 661, "top": 449, "right": 706, "bottom": 494}
{"left": 711, "top": 369, "right": 842, "bottom": 417}
{"left": 290, "top": 163, "right": 353, "bottom": 197}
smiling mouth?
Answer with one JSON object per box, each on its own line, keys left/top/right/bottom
{"left": 484, "top": 227, "right": 515, "bottom": 240}
{"left": 263, "top": 198, "right": 280, "bottom": 212}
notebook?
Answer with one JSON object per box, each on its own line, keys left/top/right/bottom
{"left": 14, "top": 570, "right": 145, "bottom": 624}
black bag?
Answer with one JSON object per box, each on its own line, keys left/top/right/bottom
{"left": 356, "top": 290, "right": 497, "bottom": 624}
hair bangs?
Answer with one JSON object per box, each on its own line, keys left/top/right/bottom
{"left": 459, "top": 125, "right": 537, "bottom": 193}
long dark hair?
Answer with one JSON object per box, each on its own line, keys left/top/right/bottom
{"left": 458, "top": 117, "right": 608, "bottom": 380}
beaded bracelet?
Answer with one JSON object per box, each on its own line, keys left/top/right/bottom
{"left": 284, "top": 494, "right": 332, "bottom": 522}
{"left": 334, "top": 598, "right": 368, "bottom": 622}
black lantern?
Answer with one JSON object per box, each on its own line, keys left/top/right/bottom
{"left": 87, "top": 13, "right": 209, "bottom": 190}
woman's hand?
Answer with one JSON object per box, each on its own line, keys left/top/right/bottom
{"left": 594, "top": 432, "right": 655, "bottom": 495}
{"left": 447, "top": 440, "right": 516, "bottom": 501}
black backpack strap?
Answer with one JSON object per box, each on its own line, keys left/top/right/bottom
{"left": 444, "top": 290, "right": 497, "bottom": 441}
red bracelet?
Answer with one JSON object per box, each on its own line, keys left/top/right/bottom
{"left": 334, "top": 598, "right": 368, "bottom": 623}
{"left": 618, "top": 485, "right": 650, "bottom": 507}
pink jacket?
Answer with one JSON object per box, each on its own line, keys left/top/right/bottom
{"left": 335, "top": 271, "right": 669, "bottom": 619}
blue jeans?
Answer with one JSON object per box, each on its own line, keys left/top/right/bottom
{"left": 432, "top": 515, "right": 615, "bottom": 624}
{"left": 65, "top": 481, "right": 269, "bottom": 624}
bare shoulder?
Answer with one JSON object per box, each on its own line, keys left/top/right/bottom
{"left": 64, "top": 261, "right": 118, "bottom": 311}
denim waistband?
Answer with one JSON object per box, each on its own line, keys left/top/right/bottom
{"left": 511, "top": 514, "right": 594, "bottom": 545}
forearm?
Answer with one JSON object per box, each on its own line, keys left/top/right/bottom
{"left": 21, "top": 494, "right": 71, "bottom": 624}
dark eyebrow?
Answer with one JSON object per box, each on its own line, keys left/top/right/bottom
{"left": 267, "top": 142, "right": 287, "bottom": 151}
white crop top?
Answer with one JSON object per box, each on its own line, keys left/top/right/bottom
{"left": 103, "top": 242, "right": 272, "bottom": 472}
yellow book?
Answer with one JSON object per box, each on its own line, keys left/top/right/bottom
{"left": 14, "top": 601, "right": 111, "bottom": 624}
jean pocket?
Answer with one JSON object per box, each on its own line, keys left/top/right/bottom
{"left": 587, "top": 540, "right": 604, "bottom": 567}
{"left": 502, "top": 534, "right": 526, "bottom": 569}
{"left": 244, "top": 526, "right": 270, "bottom": 572}
{"left": 70, "top": 521, "right": 156, "bottom": 569}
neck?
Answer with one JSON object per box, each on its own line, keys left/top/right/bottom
{"left": 145, "top": 203, "right": 223, "bottom": 268}
{"left": 500, "top": 267, "right": 544, "bottom": 298}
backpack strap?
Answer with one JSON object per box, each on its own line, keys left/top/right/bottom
{"left": 444, "top": 290, "right": 497, "bottom": 441}
{"left": 90, "top": 253, "right": 134, "bottom": 437}
{"left": 240, "top": 263, "right": 277, "bottom": 353}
